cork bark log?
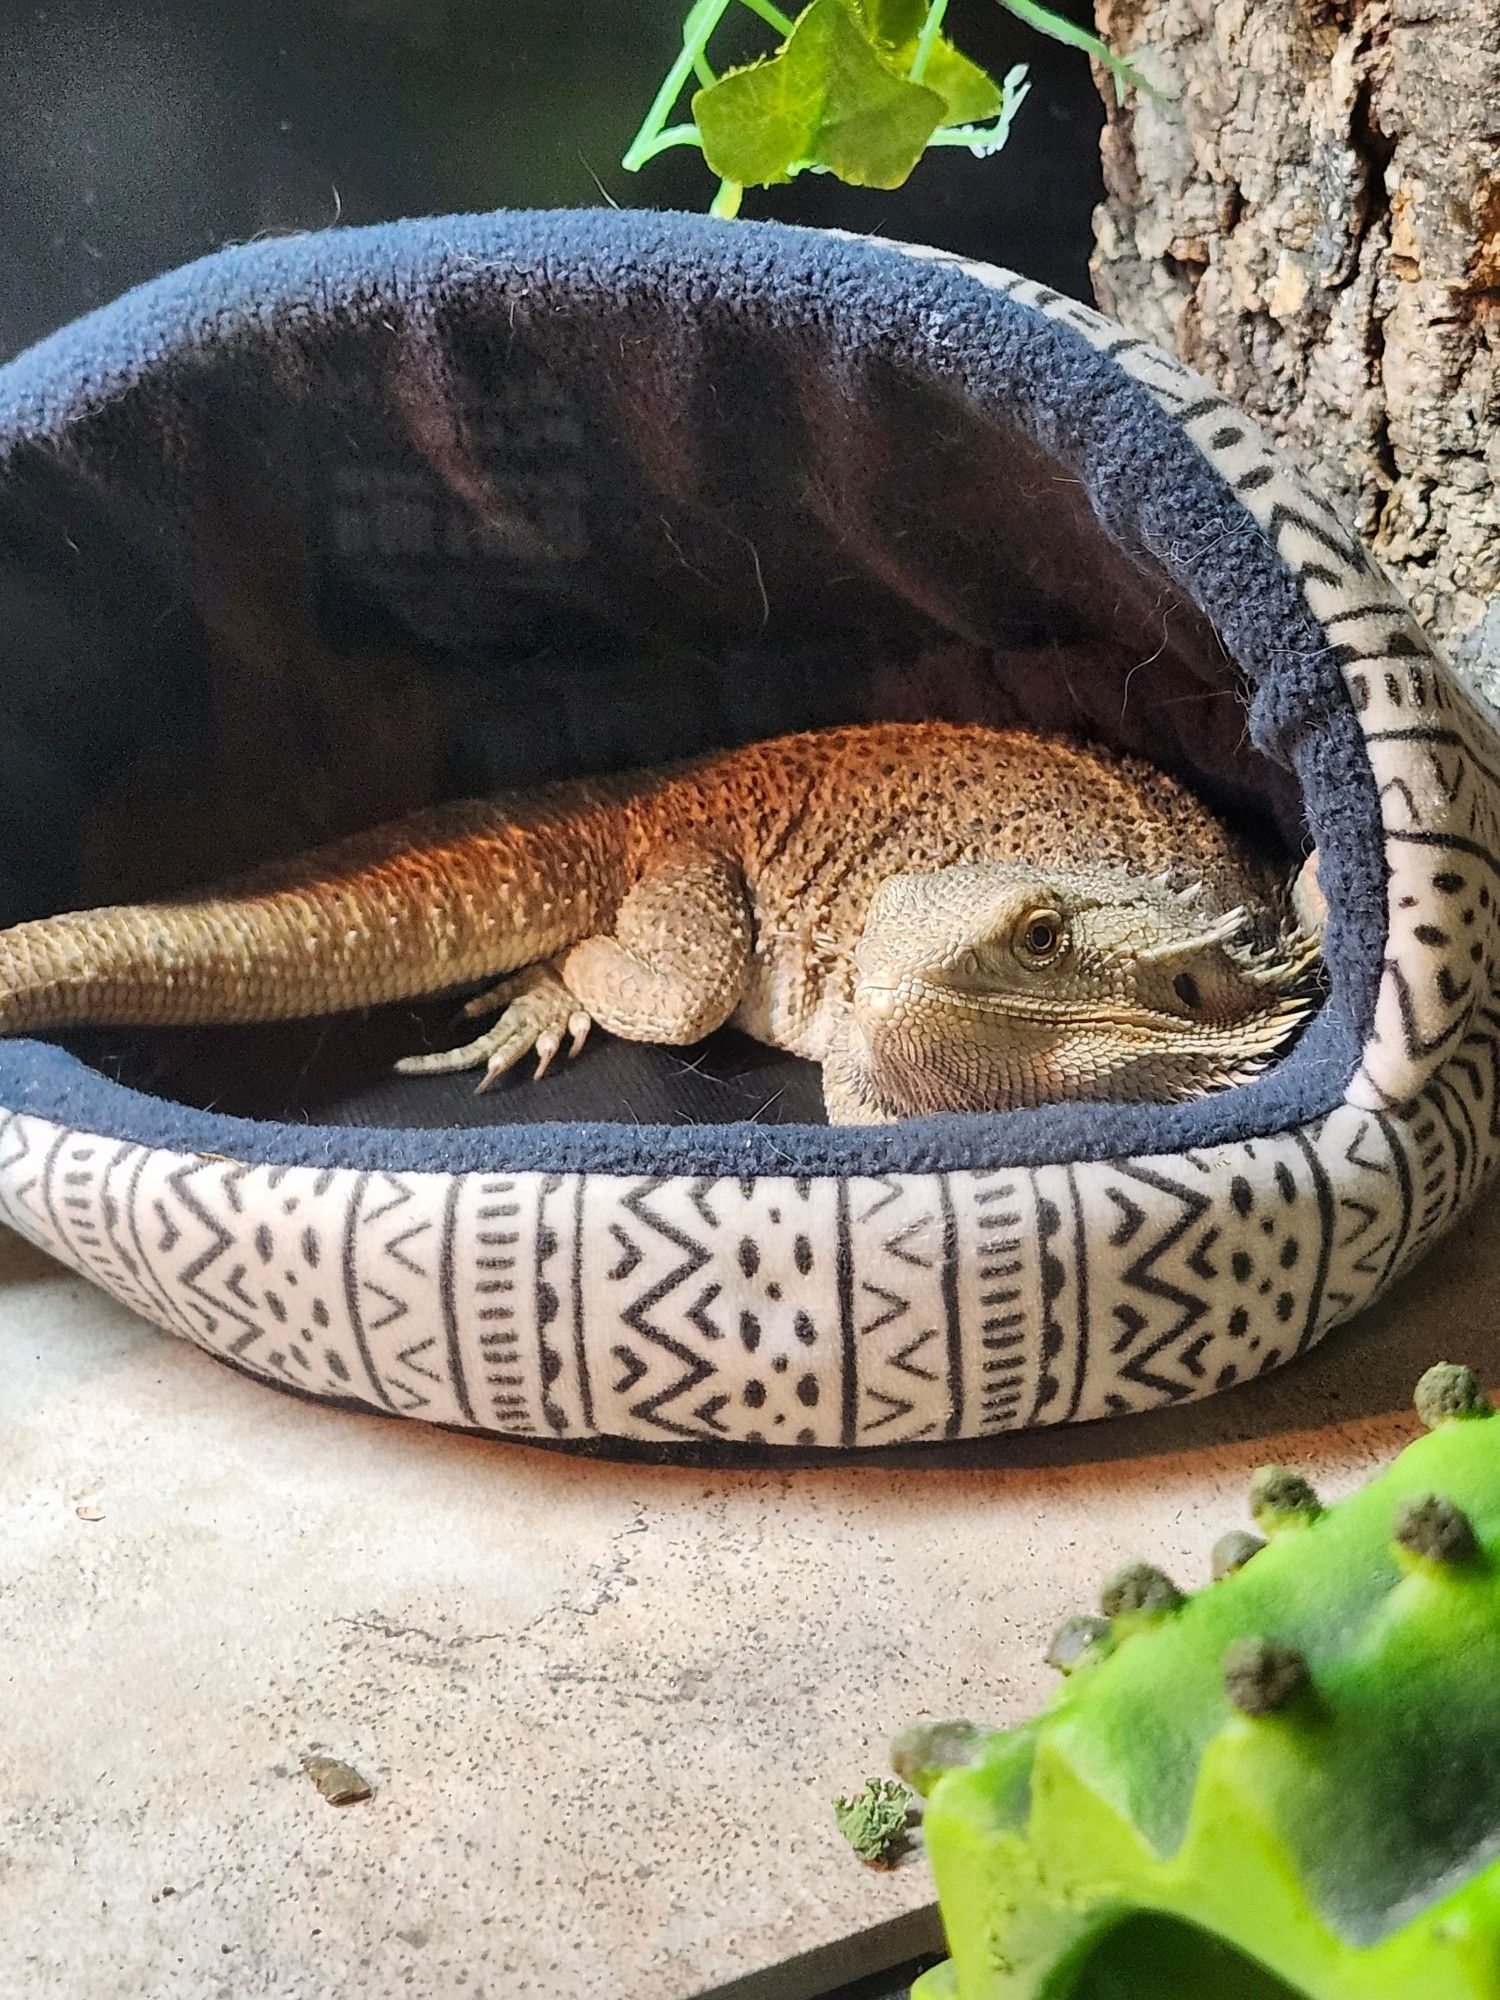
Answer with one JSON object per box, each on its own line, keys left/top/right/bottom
{"left": 1089, "top": 0, "right": 1500, "bottom": 693}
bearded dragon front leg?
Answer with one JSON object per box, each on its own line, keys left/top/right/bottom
{"left": 395, "top": 848, "right": 753, "bottom": 1091}
{"left": 561, "top": 847, "right": 752, "bottom": 1047}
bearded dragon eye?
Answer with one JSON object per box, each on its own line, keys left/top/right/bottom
{"left": 1017, "top": 910, "right": 1065, "bottom": 963}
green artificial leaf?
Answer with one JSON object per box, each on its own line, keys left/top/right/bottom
{"left": 693, "top": 0, "right": 947, "bottom": 190}
{"left": 693, "top": 36, "right": 818, "bottom": 185}
{"left": 857, "top": 0, "right": 926, "bottom": 39}
{"left": 908, "top": 37, "right": 1003, "bottom": 122}
{"left": 853, "top": 0, "right": 1004, "bottom": 127}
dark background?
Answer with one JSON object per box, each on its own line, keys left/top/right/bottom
{"left": 1, "top": 0, "right": 1107, "bottom": 365}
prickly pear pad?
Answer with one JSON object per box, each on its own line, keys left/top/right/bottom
{"left": 912, "top": 1369, "right": 1500, "bottom": 1998}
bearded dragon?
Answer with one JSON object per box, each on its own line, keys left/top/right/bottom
{"left": 0, "top": 722, "right": 1319, "bottom": 1123}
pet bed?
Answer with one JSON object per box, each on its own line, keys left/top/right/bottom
{"left": 0, "top": 208, "right": 1492, "bottom": 1447}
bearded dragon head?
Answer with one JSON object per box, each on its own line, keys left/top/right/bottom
{"left": 826, "top": 862, "right": 1321, "bottom": 1122}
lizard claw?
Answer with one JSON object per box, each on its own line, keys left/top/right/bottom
{"left": 473, "top": 1031, "right": 533, "bottom": 1093}
{"left": 532, "top": 1028, "right": 563, "bottom": 1080}
{"left": 395, "top": 1035, "right": 505, "bottom": 1078}
{"left": 397, "top": 962, "right": 596, "bottom": 1091}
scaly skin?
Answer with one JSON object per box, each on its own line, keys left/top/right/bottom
{"left": 899, "top": 1366, "right": 1500, "bottom": 2000}
{"left": 0, "top": 723, "right": 1317, "bottom": 1120}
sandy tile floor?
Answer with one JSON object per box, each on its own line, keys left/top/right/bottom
{"left": 5, "top": 1191, "right": 1497, "bottom": 1999}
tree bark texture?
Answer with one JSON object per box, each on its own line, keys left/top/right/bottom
{"left": 1089, "top": 0, "right": 1500, "bottom": 693}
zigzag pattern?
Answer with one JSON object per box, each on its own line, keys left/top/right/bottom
{"left": 163, "top": 1160, "right": 263, "bottom": 1358}
{"left": 613, "top": 1178, "right": 721, "bottom": 1439}
{"left": 0, "top": 1001, "right": 1490, "bottom": 1444}
{"left": 1099, "top": 1164, "right": 1215, "bottom": 1406}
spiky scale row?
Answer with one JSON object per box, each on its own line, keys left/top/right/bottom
{"left": 1393, "top": 1492, "right": 1480, "bottom": 1565}
{"left": 1044, "top": 1614, "right": 1111, "bottom": 1674}
{"left": 891, "top": 1721, "right": 983, "bottom": 1791}
{"left": 1211, "top": 1528, "right": 1267, "bottom": 1579}
{"left": 1099, "top": 1561, "right": 1184, "bottom": 1620}
{"left": 1414, "top": 1362, "right": 1491, "bottom": 1429}
{"left": 1222, "top": 1636, "right": 1310, "bottom": 1716}
{"left": 1248, "top": 1465, "right": 1324, "bottom": 1531}
{"left": 897, "top": 1365, "right": 1500, "bottom": 1999}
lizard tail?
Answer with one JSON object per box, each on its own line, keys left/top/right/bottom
{"left": 0, "top": 790, "right": 631, "bottom": 1037}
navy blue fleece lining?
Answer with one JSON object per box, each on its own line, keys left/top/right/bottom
{"left": 0, "top": 209, "right": 1384, "bottom": 1177}
{"left": 0, "top": 1003, "right": 1359, "bottom": 1176}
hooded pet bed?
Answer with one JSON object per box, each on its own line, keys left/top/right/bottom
{"left": 0, "top": 208, "right": 1494, "bottom": 1448}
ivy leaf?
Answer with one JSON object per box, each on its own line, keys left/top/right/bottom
{"left": 693, "top": 32, "right": 819, "bottom": 186}
{"left": 906, "top": 38, "right": 1003, "bottom": 123}
{"left": 693, "top": 0, "right": 946, "bottom": 190}
{"left": 852, "top": 0, "right": 1004, "bottom": 125}
{"left": 856, "top": 0, "right": 927, "bottom": 37}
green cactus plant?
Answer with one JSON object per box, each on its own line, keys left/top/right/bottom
{"left": 901, "top": 1365, "right": 1500, "bottom": 1999}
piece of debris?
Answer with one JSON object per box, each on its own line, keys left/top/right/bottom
{"left": 301, "top": 1754, "right": 372, "bottom": 1806}
{"left": 75, "top": 1504, "right": 105, "bottom": 1523}
{"left": 834, "top": 1777, "right": 912, "bottom": 1867}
